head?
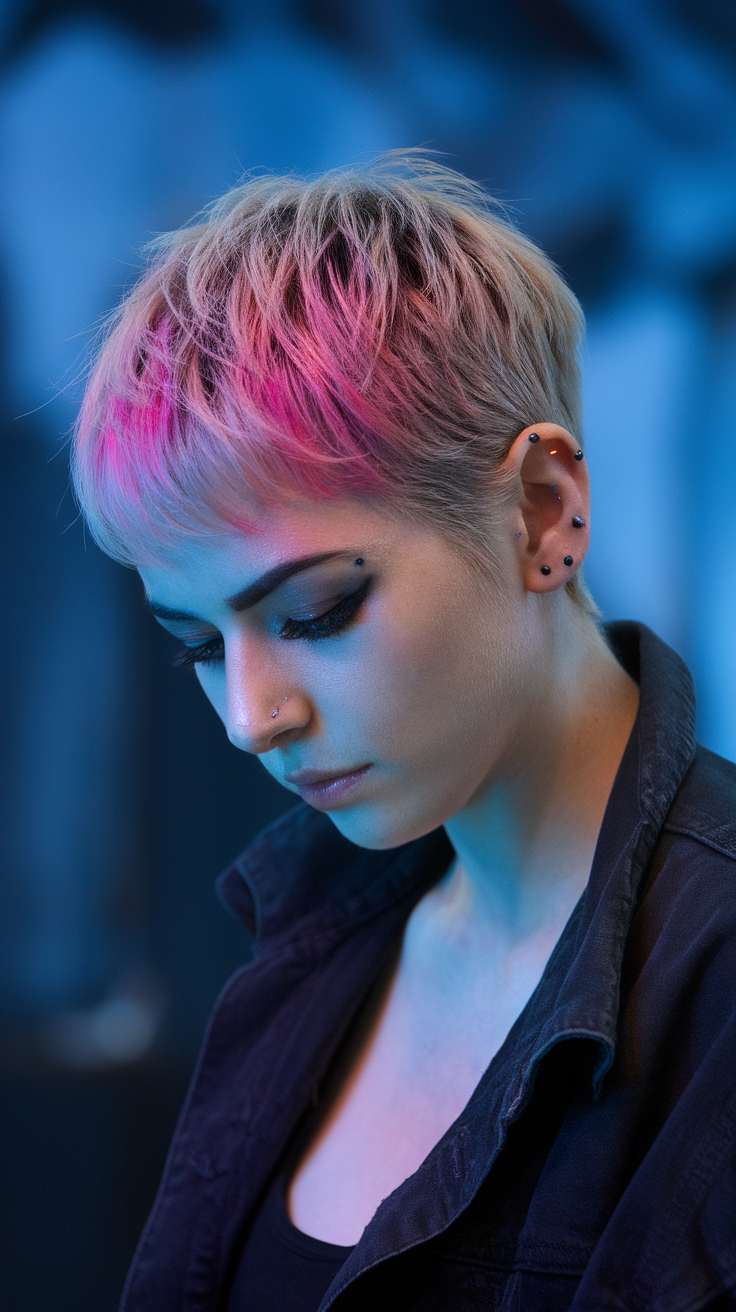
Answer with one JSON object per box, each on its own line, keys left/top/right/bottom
{"left": 72, "top": 153, "right": 597, "bottom": 848}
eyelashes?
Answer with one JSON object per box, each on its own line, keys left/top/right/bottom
{"left": 172, "top": 635, "right": 225, "bottom": 670}
{"left": 172, "top": 576, "right": 373, "bottom": 670}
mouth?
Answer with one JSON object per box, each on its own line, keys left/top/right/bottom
{"left": 284, "top": 764, "right": 373, "bottom": 809}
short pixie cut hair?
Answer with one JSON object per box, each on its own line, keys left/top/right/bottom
{"left": 73, "top": 153, "right": 589, "bottom": 603}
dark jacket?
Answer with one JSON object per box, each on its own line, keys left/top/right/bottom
{"left": 120, "top": 622, "right": 736, "bottom": 1311}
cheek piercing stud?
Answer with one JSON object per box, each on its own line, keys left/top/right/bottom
{"left": 528, "top": 432, "right": 540, "bottom": 443}
{"left": 572, "top": 516, "right": 585, "bottom": 528}
{"left": 564, "top": 556, "right": 574, "bottom": 567}
{"left": 574, "top": 450, "right": 584, "bottom": 461}
{"left": 541, "top": 565, "right": 551, "bottom": 576}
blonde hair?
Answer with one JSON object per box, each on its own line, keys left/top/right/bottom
{"left": 72, "top": 151, "right": 592, "bottom": 606}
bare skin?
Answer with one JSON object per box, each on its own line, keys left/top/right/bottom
{"left": 141, "top": 423, "right": 639, "bottom": 1247}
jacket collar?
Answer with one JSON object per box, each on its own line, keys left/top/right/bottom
{"left": 217, "top": 798, "right": 452, "bottom": 948}
{"left": 525, "top": 620, "right": 698, "bottom": 1092}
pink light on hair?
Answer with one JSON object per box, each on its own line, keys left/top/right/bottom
{"left": 72, "top": 151, "right": 592, "bottom": 608}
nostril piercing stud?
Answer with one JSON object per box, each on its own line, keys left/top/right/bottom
{"left": 541, "top": 565, "right": 551, "bottom": 576}
{"left": 272, "top": 708, "right": 279, "bottom": 718}
{"left": 572, "top": 516, "right": 585, "bottom": 528}
{"left": 528, "top": 432, "right": 540, "bottom": 443}
{"left": 564, "top": 556, "right": 573, "bottom": 567}
{"left": 574, "top": 450, "right": 584, "bottom": 461}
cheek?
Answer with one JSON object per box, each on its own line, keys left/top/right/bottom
{"left": 347, "top": 597, "right": 504, "bottom": 761}
{"left": 324, "top": 609, "right": 519, "bottom": 848}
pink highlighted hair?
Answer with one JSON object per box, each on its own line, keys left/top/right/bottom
{"left": 72, "top": 152, "right": 589, "bottom": 603}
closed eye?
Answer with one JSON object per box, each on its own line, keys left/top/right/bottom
{"left": 278, "top": 576, "right": 373, "bottom": 641}
{"left": 172, "top": 576, "right": 373, "bottom": 668}
{"left": 173, "top": 635, "right": 224, "bottom": 670}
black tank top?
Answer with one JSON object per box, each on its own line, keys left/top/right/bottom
{"left": 225, "top": 1161, "right": 355, "bottom": 1311}
{"left": 225, "top": 948, "right": 401, "bottom": 1309}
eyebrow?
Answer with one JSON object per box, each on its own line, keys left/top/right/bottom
{"left": 146, "top": 550, "right": 350, "bottom": 622}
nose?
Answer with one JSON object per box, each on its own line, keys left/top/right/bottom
{"left": 224, "top": 639, "right": 311, "bottom": 755}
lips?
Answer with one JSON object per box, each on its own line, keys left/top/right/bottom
{"left": 284, "top": 764, "right": 372, "bottom": 809}
{"left": 284, "top": 765, "right": 369, "bottom": 786}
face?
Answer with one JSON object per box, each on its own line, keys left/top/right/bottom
{"left": 140, "top": 498, "right": 540, "bottom": 849}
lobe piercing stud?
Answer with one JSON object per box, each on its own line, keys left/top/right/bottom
{"left": 574, "top": 450, "right": 584, "bottom": 461}
{"left": 541, "top": 565, "right": 551, "bottom": 576}
{"left": 572, "top": 516, "right": 585, "bottom": 528}
{"left": 564, "top": 556, "right": 573, "bottom": 567}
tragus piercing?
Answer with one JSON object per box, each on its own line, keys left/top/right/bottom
{"left": 528, "top": 432, "right": 540, "bottom": 443}
{"left": 541, "top": 565, "right": 551, "bottom": 576}
{"left": 572, "top": 516, "right": 585, "bottom": 528}
{"left": 574, "top": 450, "right": 584, "bottom": 461}
{"left": 564, "top": 556, "right": 573, "bottom": 567}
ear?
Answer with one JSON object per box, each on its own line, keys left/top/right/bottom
{"left": 501, "top": 423, "right": 591, "bottom": 594}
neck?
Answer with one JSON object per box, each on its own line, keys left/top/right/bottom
{"left": 442, "top": 611, "right": 640, "bottom": 946}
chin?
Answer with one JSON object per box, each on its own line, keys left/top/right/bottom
{"left": 325, "top": 801, "right": 443, "bottom": 852}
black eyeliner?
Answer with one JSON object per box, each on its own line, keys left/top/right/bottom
{"left": 278, "top": 576, "right": 374, "bottom": 642}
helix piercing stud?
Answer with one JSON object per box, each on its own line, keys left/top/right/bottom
{"left": 574, "top": 450, "right": 584, "bottom": 461}
{"left": 564, "top": 556, "right": 573, "bottom": 567}
{"left": 541, "top": 565, "right": 551, "bottom": 576}
{"left": 528, "top": 432, "right": 540, "bottom": 443}
{"left": 572, "top": 516, "right": 585, "bottom": 528}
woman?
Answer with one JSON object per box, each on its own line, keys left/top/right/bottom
{"left": 72, "top": 157, "right": 736, "bottom": 1311}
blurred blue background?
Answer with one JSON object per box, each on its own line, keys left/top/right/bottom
{"left": 1, "top": 1, "right": 735, "bottom": 1306}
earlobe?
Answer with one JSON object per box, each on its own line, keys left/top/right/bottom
{"left": 503, "top": 423, "right": 591, "bottom": 594}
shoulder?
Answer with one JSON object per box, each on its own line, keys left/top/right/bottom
{"left": 613, "top": 750, "right": 736, "bottom": 1110}
{"left": 637, "top": 746, "right": 736, "bottom": 940}
{"left": 623, "top": 747, "right": 736, "bottom": 1052}
{"left": 663, "top": 745, "right": 736, "bottom": 862}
